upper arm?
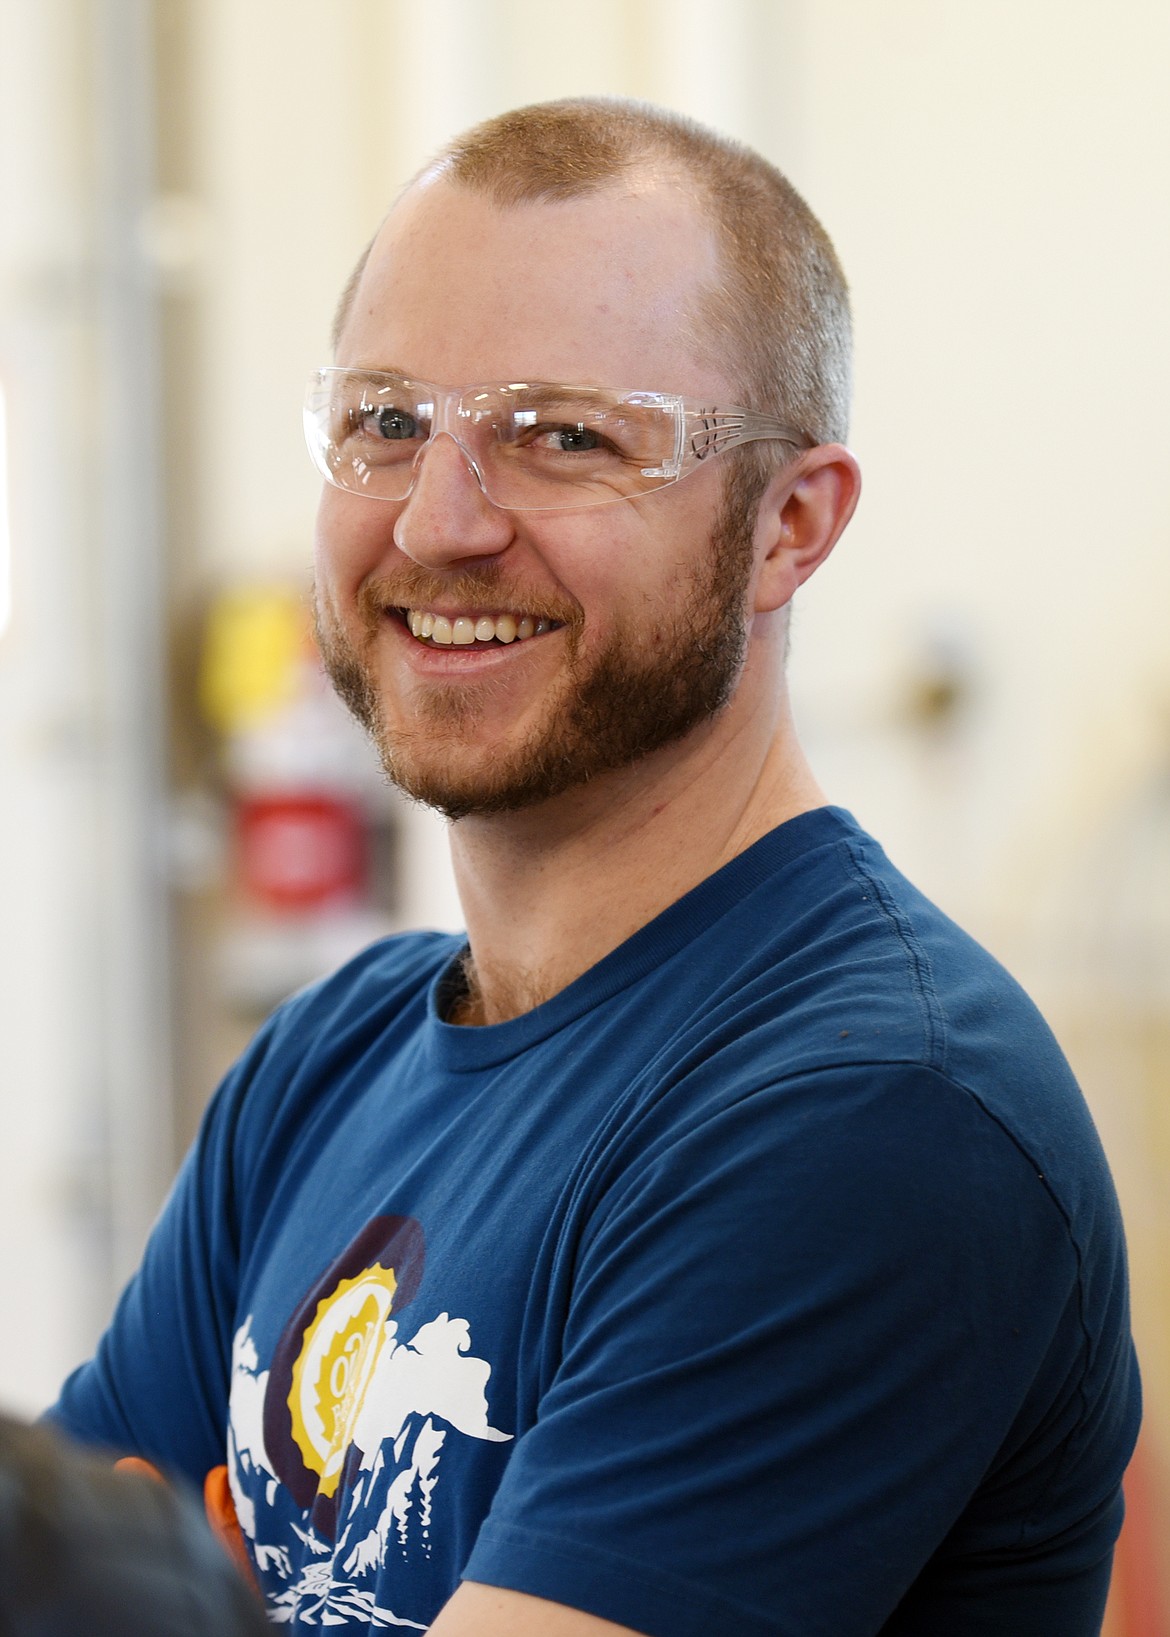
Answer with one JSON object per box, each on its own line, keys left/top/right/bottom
{"left": 430, "top": 1582, "right": 647, "bottom": 1637}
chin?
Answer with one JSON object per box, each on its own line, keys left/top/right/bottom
{"left": 374, "top": 735, "right": 592, "bottom": 822}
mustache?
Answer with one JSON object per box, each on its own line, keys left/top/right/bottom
{"left": 355, "top": 570, "right": 580, "bottom": 633}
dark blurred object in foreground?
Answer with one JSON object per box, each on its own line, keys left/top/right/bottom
{"left": 0, "top": 1414, "right": 268, "bottom": 1636}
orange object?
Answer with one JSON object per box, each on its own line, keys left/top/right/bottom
{"left": 1107, "top": 1438, "right": 1168, "bottom": 1637}
{"left": 113, "top": 1454, "right": 166, "bottom": 1484}
{"left": 204, "top": 1463, "right": 259, "bottom": 1591}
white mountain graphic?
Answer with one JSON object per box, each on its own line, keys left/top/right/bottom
{"left": 227, "top": 1305, "right": 512, "bottom": 1626}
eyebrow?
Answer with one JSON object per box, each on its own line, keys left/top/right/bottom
{"left": 502, "top": 385, "right": 648, "bottom": 417}
{"left": 342, "top": 364, "right": 416, "bottom": 388}
{"left": 344, "top": 369, "right": 618, "bottom": 394}
{"left": 508, "top": 384, "right": 600, "bottom": 410}
{"left": 336, "top": 370, "right": 647, "bottom": 417}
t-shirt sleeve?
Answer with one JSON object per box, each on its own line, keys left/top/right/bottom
{"left": 464, "top": 1061, "right": 1120, "bottom": 1637}
{"left": 46, "top": 1009, "right": 288, "bottom": 1485}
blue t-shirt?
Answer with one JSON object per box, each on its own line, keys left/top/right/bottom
{"left": 52, "top": 808, "right": 1140, "bottom": 1635}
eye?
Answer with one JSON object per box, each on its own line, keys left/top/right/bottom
{"left": 522, "top": 410, "right": 652, "bottom": 463}
{"left": 545, "top": 424, "right": 602, "bottom": 453}
{"left": 367, "top": 405, "right": 419, "bottom": 441}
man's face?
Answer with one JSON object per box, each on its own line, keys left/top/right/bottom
{"left": 313, "top": 174, "right": 767, "bottom": 820}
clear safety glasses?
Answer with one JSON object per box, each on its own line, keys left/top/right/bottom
{"left": 303, "top": 367, "right": 811, "bottom": 512}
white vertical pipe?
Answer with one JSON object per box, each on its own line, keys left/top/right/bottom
{"left": 0, "top": 0, "right": 112, "bottom": 1409}
{"left": 87, "top": 0, "right": 174, "bottom": 1289}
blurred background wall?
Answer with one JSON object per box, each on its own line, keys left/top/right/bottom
{"left": 0, "top": 0, "right": 1166, "bottom": 1625}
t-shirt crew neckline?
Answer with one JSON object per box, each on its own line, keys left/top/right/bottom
{"left": 427, "top": 804, "right": 858, "bottom": 1072}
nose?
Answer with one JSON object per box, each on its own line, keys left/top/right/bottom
{"left": 392, "top": 431, "right": 516, "bottom": 569}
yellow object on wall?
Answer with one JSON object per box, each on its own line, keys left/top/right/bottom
{"left": 199, "top": 584, "right": 309, "bottom": 736}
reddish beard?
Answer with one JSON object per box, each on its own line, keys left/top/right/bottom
{"left": 313, "top": 463, "right": 763, "bottom": 821}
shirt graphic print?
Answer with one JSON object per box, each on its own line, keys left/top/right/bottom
{"left": 226, "top": 1215, "right": 512, "bottom": 1629}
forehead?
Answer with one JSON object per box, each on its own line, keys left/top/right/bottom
{"left": 337, "top": 173, "right": 732, "bottom": 396}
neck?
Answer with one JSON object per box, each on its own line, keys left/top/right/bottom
{"left": 446, "top": 676, "right": 825, "bottom": 1026}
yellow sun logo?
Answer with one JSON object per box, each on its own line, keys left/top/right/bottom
{"left": 287, "top": 1262, "right": 398, "bottom": 1497}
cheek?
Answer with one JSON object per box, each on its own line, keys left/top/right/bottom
{"left": 314, "top": 489, "right": 398, "bottom": 589}
{"left": 534, "top": 513, "right": 666, "bottom": 612}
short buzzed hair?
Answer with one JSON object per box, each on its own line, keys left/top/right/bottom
{"left": 333, "top": 97, "right": 852, "bottom": 447}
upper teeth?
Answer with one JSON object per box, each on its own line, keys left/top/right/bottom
{"left": 406, "top": 610, "right": 551, "bottom": 646}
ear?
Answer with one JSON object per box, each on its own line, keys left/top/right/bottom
{"left": 752, "top": 444, "right": 862, "bottom": 615}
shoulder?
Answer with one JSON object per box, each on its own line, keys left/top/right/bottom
{"left": 195, "top": 928, "right": 464, "bottom": 1191}
{"left": 709, "top": 811, "right": 1099, "bottom": 1156}
{"left": 238, "top": 928, "right": 461, "bottom": 1082}
{"left": 804, "top": 820, "right": 1114, "bottom": 1224}
{"left": 273, "top": 926, "right": 461, "bottom": 1034}
{"left": 604, "top": 811, "right": 1120, "bottom": 1274}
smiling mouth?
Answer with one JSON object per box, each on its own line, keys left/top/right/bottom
{"left": 400, "top": 608, "right": 562, "bottom": 648}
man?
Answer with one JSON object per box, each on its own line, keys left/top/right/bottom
{"left": 51, "top": 99, "right": 1139, "bottom": 1635}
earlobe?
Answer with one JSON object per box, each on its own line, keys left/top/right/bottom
{"left": 753, "top": 445, "right": 862, "bottom": 615}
